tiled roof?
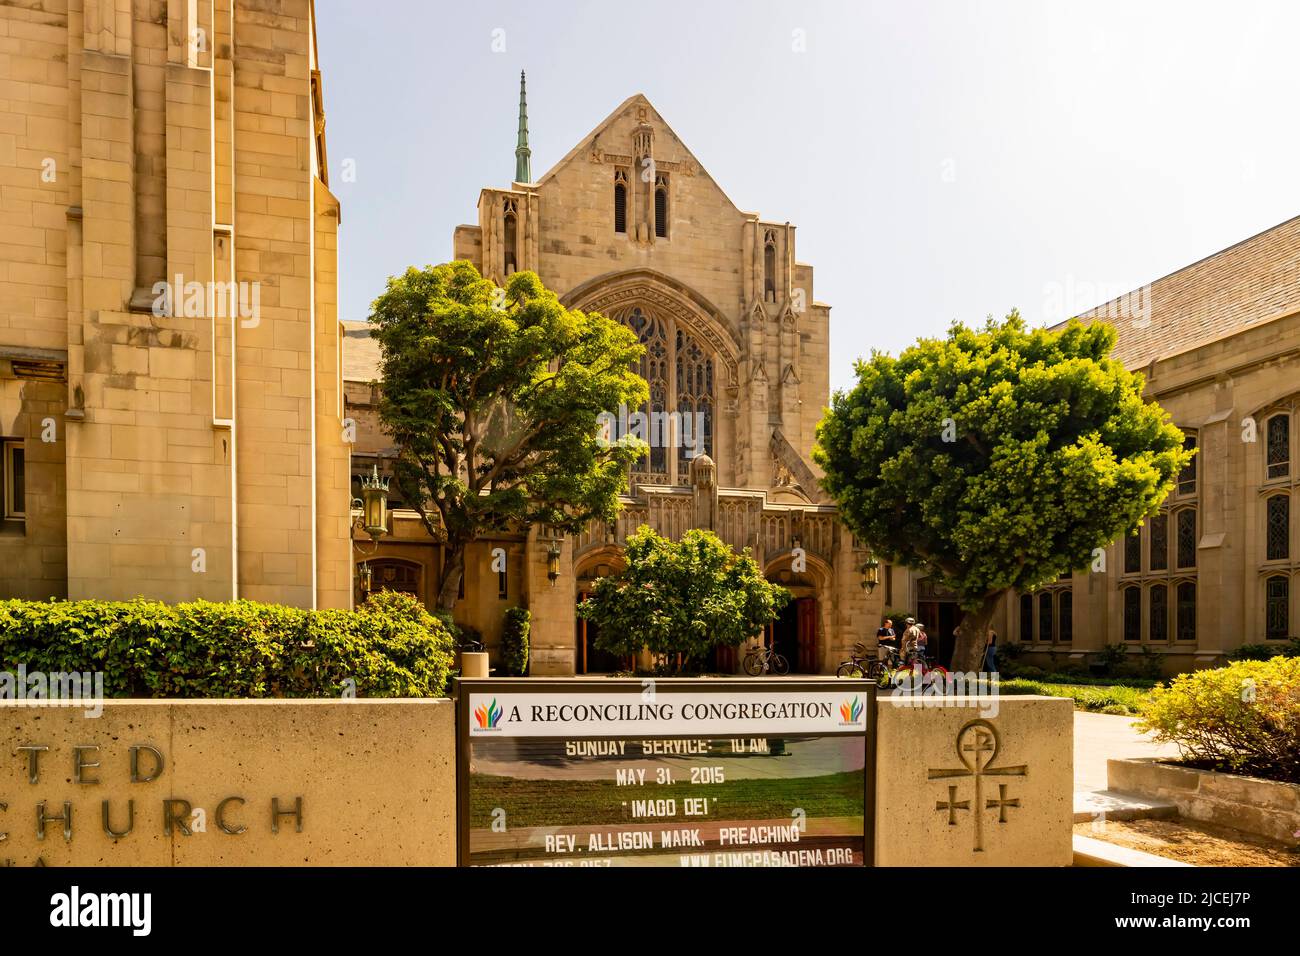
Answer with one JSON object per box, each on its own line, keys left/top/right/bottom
{"left": 342, "top": 321, "right": 380, "bottom": 382}
{"left": 1063, "top": 214, "right": 1300, "bottom": 368}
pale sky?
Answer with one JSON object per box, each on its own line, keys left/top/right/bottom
{"left": 316, "top": 0, "right": 1300, "bottom": 394}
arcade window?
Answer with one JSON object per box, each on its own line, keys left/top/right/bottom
{"left": 1124, "top": 530, "right": 1141, "bottom": 574}
{"left": 1266, "top": 494, "right": 1290, "bottom": 561}
{"left": 3, "top": 439, "right": 24, "bottom": 523}
{"left": 1038, "top": 591, "right": 1053, "bottom": 642}
{"left": 502, "top": 199, "right": 518, "bottom": 274}
{"left": 1149, "top": 512, "right": 1168, "bottom": 571}
{"left": 1176, "top": 581, "right": 1197, "bottom": 642}
{"left": 1176, "top": 435, "right": 1197, "bottom": 495}
{"left": 1266, "top": 575, "right": 1289, "bottom": 639}
{"left": 1058, "top": 591, "right": 1072, "bottom": 643}
{"left": 654, "top": 173, "right": 669, "bottom": 238}
{"left": 1266, "top": 413, "right": 1290, "bottom": 480}
{"left": 1123, "top": 586, "right": 1141, "bottom": 642}
{"left": 1149, "top": 584, "right": 1168, "bottom": 642}
{"left": 1176, "top": 508, "right": 1197, "bottom": 569}
{"left": 763, "top": 230, "right": 777, "bottom": 302}
{"left": 1019, "top": 592, "right": 1033, "bottom": 642}
{"left": 613, "top": 169, "right": 628, "bottom": 234}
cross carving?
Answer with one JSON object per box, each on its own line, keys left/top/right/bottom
{"left": 927, "top": 719, "right": 1026, "bottom": 852}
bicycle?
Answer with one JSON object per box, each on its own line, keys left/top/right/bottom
{"left": 743, "top": 643, "right": 789, "bottom": 676}
{"left": 836, "top": 642, "right": 896, "bottom": 684}
{"left": 893, "top": 649, "right": 949, "bottom": 688}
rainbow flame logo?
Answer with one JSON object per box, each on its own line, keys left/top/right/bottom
{"left": 475, "top": 698, "right": 503, "bottom": 729}
{"left": 840, "top": 696, "right": 863, "bottom": 723}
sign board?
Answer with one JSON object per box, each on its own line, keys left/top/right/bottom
{"left": 455, "top": 677, "right": 875, "bottom": 867}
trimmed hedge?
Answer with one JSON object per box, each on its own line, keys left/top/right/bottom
{"left": 1136, "top": 656, "right": 1300, "bottom": 784}
{"left": 500, "top": 607, "right": 531, "bottom": 676}
{"left": 0, "top": 591, "right": 454, "bottom": 699}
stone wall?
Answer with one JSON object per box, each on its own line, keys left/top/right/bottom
{"left": 0, "top": 698, "right": 456, "bottom": 866}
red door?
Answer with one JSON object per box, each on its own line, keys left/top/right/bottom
{"left": 797, "top": 598, "right": 818, "bottom": 673}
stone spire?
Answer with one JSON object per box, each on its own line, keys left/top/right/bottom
{"left": 515, "top": 70, "right": 531, "bottom": 184}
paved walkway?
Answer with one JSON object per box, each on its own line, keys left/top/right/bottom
{"left": 1073, "top": 711, "right": 1179, "bottom": 793}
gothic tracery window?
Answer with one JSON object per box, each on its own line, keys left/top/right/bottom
{"left": 613, "top": 169, "right": 628, "bottom": 234}
{"left": 1176, "top": 508, "right": 1197, "bottom": 569}
{"left": 1266, "top": 575, "right": 1290, "bottom": 639}
{"left": 654, "top": 173, "right": 669, "bottom": 239}
{"left": 1149, "top": 512, "right": 1168, "bottom": 571}
{"left": 1176, "top": 581, "right": 1197, "bottom": 642}
{"left": 1267, "top": 494, "right": 1290, "bottom": 561}
{"left": 617, "top": 306, "right": 715, "bottom": 484}
{"left": 1149, "top": 584, "right": 1168, "bottom": 642}
{"left": 1266, "top": 414, "right": 1290, "bottom": 480}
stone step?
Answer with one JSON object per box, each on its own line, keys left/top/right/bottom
{"left": 1073, "top": 789, "right": 1180, "bottom": 824}
{"left": 1073, "top": 834, "right": 1194, "bottom": 867}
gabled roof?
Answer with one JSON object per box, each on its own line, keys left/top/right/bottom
{"left": 534, "top": 93, "right": 745, "bottom": 216}
{"left": 1064, "top": 214, "right": 1300, "bottom": 368}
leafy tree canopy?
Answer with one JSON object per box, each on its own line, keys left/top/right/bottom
{"left": 814, "top": 313, "right": 1191, "bottom": 669}
{"left": 369, "top": 261, "right": 648, "bottom": 608}
{"left": 578, "top": 526, "right": 789, "bottom": 672}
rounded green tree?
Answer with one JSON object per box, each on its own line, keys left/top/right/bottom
{"left": 368, "top": 261, "right": 648, "bottom": 609}
{"left": 578, "top": 526, "right": 789, "bottom": 673}
{"left": 814, "top": 314, "right": 1191, "bottom": 671}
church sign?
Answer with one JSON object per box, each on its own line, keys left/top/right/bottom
{"left": 456, "top": 678, "right": 875, "bottom": 867}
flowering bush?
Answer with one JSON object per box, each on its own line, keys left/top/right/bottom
{"left": 1135, "top": 656, "right": 1300, "bottom": 783}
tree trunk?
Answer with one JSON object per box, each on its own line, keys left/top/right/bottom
{"left": 951, "top": 592, "right": 1003, "bottom": 673}
{"left": 436, "top": 544, "right": 466, "bottom": 611}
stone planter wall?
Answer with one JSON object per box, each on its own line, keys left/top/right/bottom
{"left": 1108, "top": 757, "right": 1300, "bottom": 844}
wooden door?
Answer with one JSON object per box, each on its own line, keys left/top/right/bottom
{"left": 797, "top": 597, "right": 818, "bottom": 673}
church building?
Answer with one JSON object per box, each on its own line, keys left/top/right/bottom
{"left": 345, "top": 77, "right": 878, "bottom": 674}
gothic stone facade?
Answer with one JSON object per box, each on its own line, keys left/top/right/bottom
{"left": 345, "top": 93, "right": 877, "bottom": 674}
{"left": 0, "top": 0, "right": 351, "bottom": 606}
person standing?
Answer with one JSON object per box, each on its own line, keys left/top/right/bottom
{"left": 875, "top": 618, "right": 897, "bottom": 662}
{"left": 984, "top": 630, "right": 998, "bottom": 674}
{"left": 901, "top": 617, "right": 922, "bottom": 663}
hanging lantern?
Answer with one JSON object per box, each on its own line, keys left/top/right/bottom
{"left": 860, "top": 551, "right": 880, "bottom": 594}
{"left": 360, "top": 464, "right": 389, "bottom": 540}
{"left": 358, "top": 560, "right": 374, "bottom": 594}
{"left": 546, "top": 540, "right": 562, "bottom": 586}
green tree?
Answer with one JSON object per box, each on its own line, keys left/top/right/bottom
{"left": 814, "top": 314, "right": 1191, "bottom": 671}
{"left": 369, "top": 261, "right": 648, "bottom": 609}
{"left": 577, "top": 526, "right": 789, "bottom": 673}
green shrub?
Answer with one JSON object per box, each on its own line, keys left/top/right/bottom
{"left": 1096, "top": 643, "right": 1129, "bottom": 675}
{"left": 1230, "top": 640, "right": 1300, "bottom": 661}
{"left": 0, "top": 592, "right": 454, "bottom": 698}
{"left": 997, "top": 678, "right": 1153, "bottom": 713}
{"left": 500, "top": 607, "right": 531, "bottom": 677}
{"left": 1135, "top": 656, "right": 1300, "bottom": 784}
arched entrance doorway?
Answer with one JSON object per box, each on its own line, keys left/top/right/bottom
{"left": 574, "top": 548, "right": 630, "bottom": 674}
{"left": 763, "top": 552, "right": 829, "bottom": 674}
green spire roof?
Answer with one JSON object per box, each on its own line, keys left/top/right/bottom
{"left": 515, "top": 71, "right": 531, "bottom": 183}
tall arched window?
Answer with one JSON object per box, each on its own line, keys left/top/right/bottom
{"left": 1038, "top": 592, "right": 1054, "bottom": 643}
{"left": 1266, "top": 413, "right": 1290, "bottom": 480}
{"left": 1176, "top": 508, "right": 1197, "bottom": 569}
{"left": 1149, "top": 584, "right": 1168, "bottom": 642}
{"left": 1059, "top": 591, "right": 1073, "bottom": 643}
{"left": 617, "top": 306, "right": 715, "bottom": 485}
{"left": 1149, "top": 512, "right": 1168, "bottom": 571}
{"left": 654, "top": 173, "right": 669, "bottom": 239}
{"left": 1124, "top": 531, "right": 1142, "bottom": 573}
{"left": 1267, "top": 494, "right": 1290, "bottom": 561}
{"left": 1123, "top": 586, "right": 1141, "bottom": 641}
{"left": 1266, "top": 575, "right": 1290, "bottom": 639}
{"left": 763, "top": 230, "right": 777, "bottom": 302}
{"left": 1176, "top": 581, "right": 1197, "bottom": 642}
{"left": 613, "top": 169, "right": 628, "bottom": 234}
{"left": 502, "top": 205, "right": 518, "bottom": 274}
{"left": 1019, "top": 593, "right": 1033, "bottom": 642}
{"left": 1177, "top": 434, "right": 1197, "bottom": 495}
